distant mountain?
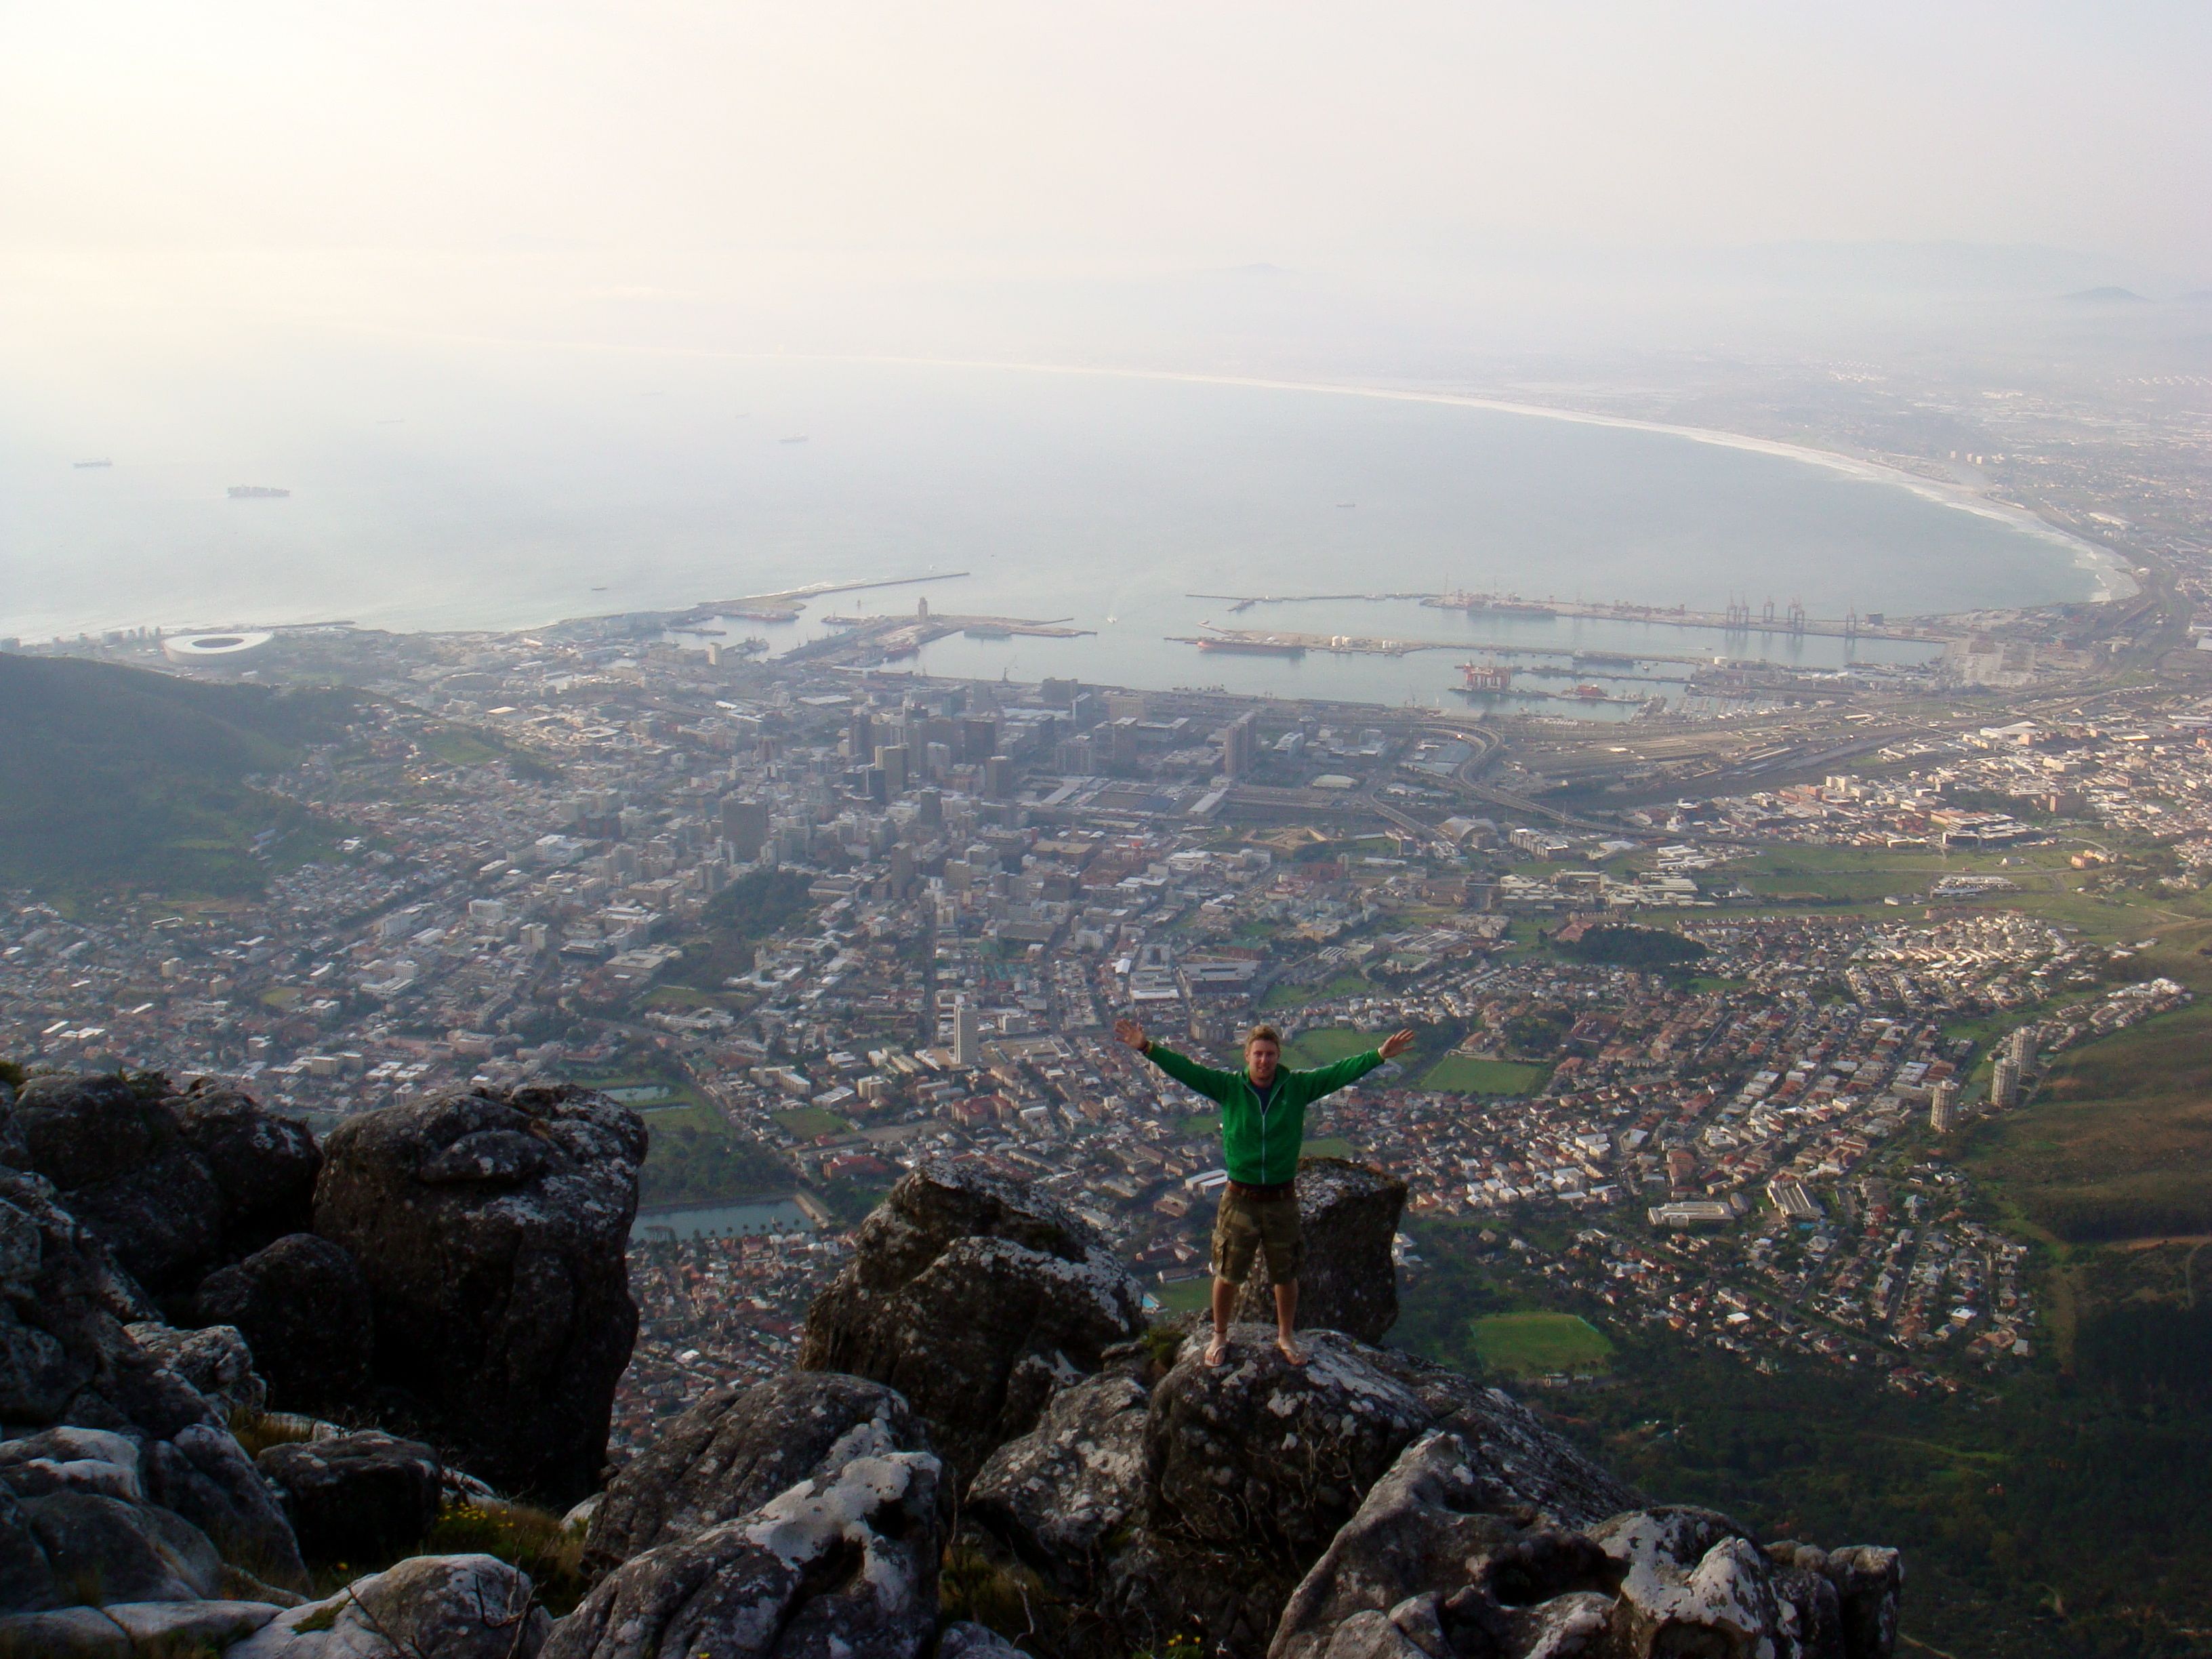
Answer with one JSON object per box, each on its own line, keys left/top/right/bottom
{"left": 0, "top": 654, "right": 356, "bottom": 899}
{"left": 2061, "top": 285, "right": 2152, "bottom": 304}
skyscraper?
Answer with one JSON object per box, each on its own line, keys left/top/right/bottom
{"left": 1929, "top": 1079, "right": 1959, "bottom": 1133}
{"left": 720, "top": 796, "right": 768, "bottom": 861}
{"left": 953, "top": 1000, "right": 981, "bottom": 1067}
{"left": 1990, "top": 1057, "right": 2020, "bottom": 1109}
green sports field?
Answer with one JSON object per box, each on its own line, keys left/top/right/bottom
{"left": 1469, "top": 1312, "right": 1615, "bottom": 1377}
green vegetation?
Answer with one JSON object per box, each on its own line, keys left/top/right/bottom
{"left": 1560, "top": 924, "right": 1706, "bottom": 969}
{"left": 1261, "top": 970, "right": 1369, "bottom": 1011}
{"left": 774, "top": 1106, "right": 855, "bottom": 1140}
{"left": 1419, "top": 1054, "right": 1550, "bottom": 1095}
{"left": 1467, "top": 1311, "right": 1614, "bottom": 1376}
{"left": 663, "top": 867, "right": 815, "bottom": 991}
{"left": 0, "top": 654, "right": 356, "bottom": 899}
{"left": 422, "top": 1500, "right": 588, "bottom": 1614}
{"left": 1300, "top": 1136, "right": 1360, "bottom": 1160}
{"left": 1153, "top": 1276, "right": 1214, "bottom": 1313}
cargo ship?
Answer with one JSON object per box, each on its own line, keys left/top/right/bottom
{"left": 227, "top": 485, "right": 290, "bottom": 499}
{"left": 73, "top": 459, "right": 112, "bottom": 469}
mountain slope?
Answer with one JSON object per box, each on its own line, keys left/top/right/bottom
{"left": 0, "top": 654, "right": 356, "bottom": 899}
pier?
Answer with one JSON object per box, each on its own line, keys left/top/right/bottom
{"left": 1184, "top": 587, "right": 1948, "bottom": 643}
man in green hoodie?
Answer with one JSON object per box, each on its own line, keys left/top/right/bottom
{"left": 1115, "top": 1017, "right": 1415, "bottom": 1366}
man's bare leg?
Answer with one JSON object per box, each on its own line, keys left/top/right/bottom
{"left": 1273, "top": 1280, "right": 1305, "bottom": 1365}
{"left": 1206, "top": 1276, "right": 1235, "bottom": 1366}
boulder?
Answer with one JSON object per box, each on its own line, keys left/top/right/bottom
{"left": 257, "top": 1432, "right": 443, "bottom": 1565}
{"left": 125, "top": 1322, "right": 267, "bottom": 1419}
{"left": 1147, "top": 1327, "right": 1433, "bottom": 1563}
{"left": 312, "top": 1083, "right": 647, "bottom": 1504}
{"left": 12, "top": 1489, "right": 221, "bottom": 1605}
{"left": 583, "top": 1370, "right": 926, "bottom": 1580}
{"left": 1229, "top": 1159, "right": 1408, "bottom": 1344}
{"left": 967, "top": 1372, "right": 1148, "bottom": 1588}
{"left": 173, "top": 1087, "right": 322, "bottom": 1258}
{"left": 2, "top": 1074, "right": 222, "bottom": 1296}
{"left": 937, "top": 1622, "right": 1027, "bottom": 1659}
{"left": 0, "top": 1167, "right": 222, "bottom": 1439}
{"left": 190, "top": 1233, "right": 374, "bottom": 1417}
{"left": 798, "top": 1162, "right": 1145, "bottom": 1484}
{"left": 230, "top": 1552, "right": 550, "bottom": 1659}
{"left": 545, "top": 1450, "right": 945, "bottom": 1659}
{"left": 1270, "top": 1436, "right": 1903, "bottom": 1659}
{"left": 0, "top": 1419, "right": 306, "bottom": 1596}
{"left": 0, "top": 1599, "right": 283, "bottom": 1655}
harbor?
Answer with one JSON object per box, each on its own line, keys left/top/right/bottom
{"left": 1187, "top": 587, "right": 1950, "bottom": 643}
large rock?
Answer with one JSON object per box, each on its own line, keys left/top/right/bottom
{"left": 545, "top": 1450, "right": 945, "bottom": 1659}
{"left": 798, "top": 1161, "right": 1145, "bottom": 1484}
{"left": 583, "top": 1370, "right": 926, "bottom": 1580}
{"left": 190, "top": 1233, "right": 374, "bottom": 1416}
{"left": 3, "top": 1075, "right": 222, "bottom": 1296}
{"left": 968, "top": 1371, "right": 1149, "bottom": 1589}
{"left": 1270, "top": 1433, "right": 1904, "bottom": 1659}
{"left": 312, "top": 1083, "right": 647, "bottom": 1504}
{"left": 257, "top": 1432, "right": 443, "bottom": 1565}
{"left": 125, "top": 1322, "right": 267, "bottom": 1419}
{"left": 230, "top": 1552, "right": 550, "bottom": 1659}
{"left": 1229, "top": 1159, "right": 1408, "bottom": 1343}
{"left": 172, "top": 1086, "right": 321, "bottom": 1258}
{"left": 0, "top": 1166, "right": 214, "bottom": 1438}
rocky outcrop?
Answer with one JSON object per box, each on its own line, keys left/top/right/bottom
{"left": 545, "top": 1451, "right": 945, "bottom": 1659}
{"left": 968, "top": 1324, "right": 1639, "bottom": 1658}
{"left": 190, "top": 1233, "right": 374, "bottom": 1417}
{"left": 798, "top": 1162, "right": 1146, "bottom": 1485}
{"left": 126, "top": 1322, "right": 267, "bottom": 1419}
{"left": 312, "top": 1083, "right": 647, "bottom": 1505}
{"left": 173, "top": 1088, "right": 322, "bottom": 1260}
{"left": 229, "top": 1552, "right": 550, "bottom": 1658}
{"left": 3, "top": 1073, "right": 224, "bottom": 1296}
{"left": 257, "top": 1432, "right": 443, "bottom": 1564}
{"left": 1229, "top": 1159, "right": 1408, "bottom": 1343}
{"left": 0, "top": 1074, "right": 320, "bottom": 1301}
{"left": 582, "top": 1370, "right": 927, "bottom": 1580}
{"left": 967, "top": 1372, "right": 1149, "bottom": 1589}
{"left": 1270, "top": 1436, "right": 1904, "bottom": 1659}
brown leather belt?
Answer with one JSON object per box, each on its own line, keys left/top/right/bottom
{"left": 1226, "top": 1179, "right": 1295, "bottom": 1200}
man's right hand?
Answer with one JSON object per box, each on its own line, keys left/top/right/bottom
{"left": 1114, "top": 1018, "right": 1149, "bottom": 1052}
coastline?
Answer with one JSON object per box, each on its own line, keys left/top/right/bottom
{"left": 813, "top": 352, "right": 2142, "bottom": 608}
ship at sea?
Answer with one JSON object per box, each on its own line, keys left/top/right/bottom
{"left": 73, "top": 459, "right": 112, "bottom": 469}
{"left": 228, "top": 485, "right": 291, "bottom": 499}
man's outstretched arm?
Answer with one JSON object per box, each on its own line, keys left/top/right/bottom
{"left": 1294, "top": 1027, "right": 1418, "bottom": 1100}
{"left": 1115, "top": 1017, "right": 1237, "bottom": 1104}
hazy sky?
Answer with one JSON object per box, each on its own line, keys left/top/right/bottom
{"left": 7, "top": 1, "right": 2208, "bottom": 272}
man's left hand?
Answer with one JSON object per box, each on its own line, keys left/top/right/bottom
{"left": 1378, "top": 1028, "right": 1416, "bottom": 1061}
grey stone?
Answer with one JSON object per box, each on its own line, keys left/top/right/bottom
{"left": 583, "top": 1370, "right": 925, "bottom": 1580}
{"left": 5, "top": 1076, "right": 223, "bottom": 1296}
{"left": 0, "top": 1604, "right": 131, "bottom": 1657}
{"left": 173, "top": 1088, "right": 322, "bottom": 1258}
{"left": 230, "top": 1552, "right": 550, "bottom": 1659}
{"left": 312, "top": 1084, "right": 646, "bottom": 1504}
{"left": 258, "top": 1432, "right": 443, "bottom": 1565}
{"left": 103, "top": 1596, "right": 284, "bottom": 1646}
{"left": 798, "top": 1161, "right": 1145, "bottom": 1486}
{"left": 126, "top": 1322, "right": 267, "bottom": 1419}
{"left": 936, "top": 1621, "right": 1027, "bottom": 1659}
{"left": 141, "top": 1422, "right": 308, "bottom": 1591}
{"left": 545, "top": 1451, "right": 944, "bottom": 1659}
{"left": 0, "top": 1427, "right": 145, "bottom": 1505}
{"left": 1229, "top": 1159, "right": 1408, "bottom": 1344}
{"left": 16, "top": 1489, "right": 219, "bottom": 1605}
{"left": 967, "top": 1372, "right": 1148, "bottom": 1586}
{"left": 190, "top": 1233, "right": 374, "bottom": 1417}
{"left": 0, "top": 1485, "right": 58, "bottom": 1615}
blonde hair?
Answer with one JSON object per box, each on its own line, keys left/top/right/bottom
{"left": 1246, "top": 1024, "right": 1283, "bottom": 1049}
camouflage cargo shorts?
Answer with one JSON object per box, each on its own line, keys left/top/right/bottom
{"left": 1212, "top": 1183, "right": 1303, "bottom": 1286}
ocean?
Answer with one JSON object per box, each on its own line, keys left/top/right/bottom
{"left": 1, "top": 346, "right": 2117, "bottom": 709}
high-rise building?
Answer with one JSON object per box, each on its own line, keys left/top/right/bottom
{"left": 875, "top": 743, "right": 911, "bottom": 795}
{"left": 961, "top": 717, "right": 1000, "bottom": 763}
{"left": 983, "top": 755, "right": 1015, "bottom": 798}
{"left": 1990, "top": 1057, "right": 2020, "bottom": 1109}
{"left": 953, "top": 1000, "right": 981, "bottom": 1067}
{"left": 1221, "top": 710, "right": 1258, "bottom": 777}
{"left": 2005, "top": 1025, "right": 2037, "bottom": 1069}
{"left": 720, "top": 796, "right": 769, "bottom": 860}
{"left": 1929, "top": 1079, "right": 1959, "bottom": 1133}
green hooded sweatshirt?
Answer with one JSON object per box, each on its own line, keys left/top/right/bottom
{"left": 1142, "top": 1041, "right": 1385, "bottom": 1185}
